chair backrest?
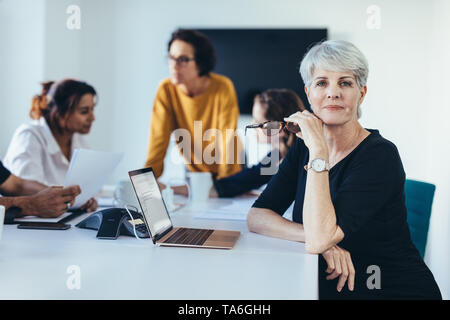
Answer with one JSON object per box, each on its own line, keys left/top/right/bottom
{"left": 404, "top": 179, "right": 436, "bottom": 258}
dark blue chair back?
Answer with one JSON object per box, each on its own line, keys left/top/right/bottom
{"left": 404, "top": 179, "right": 436, "bottom": 258}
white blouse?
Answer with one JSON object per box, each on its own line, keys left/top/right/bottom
{"left": 3, "top": 118, "right": 89, "bottom": 186}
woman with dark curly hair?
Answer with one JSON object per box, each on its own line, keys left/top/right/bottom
{"left": 145, "top": 29, "right": 242, "bottom": 184}
{"left": 4, "top": 79, "right": 98, "bottom": 212}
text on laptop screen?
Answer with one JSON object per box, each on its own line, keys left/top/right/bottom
{"left": 130, "top": 171, "right": 171, "bottom": 237}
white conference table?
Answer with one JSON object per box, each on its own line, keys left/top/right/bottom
{"left": 0, "top": 196, "right": 318, "bottom": 300}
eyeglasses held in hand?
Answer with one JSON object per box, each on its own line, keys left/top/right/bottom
{"left": 245, "top": 120, "right": 301, "bottom": 136}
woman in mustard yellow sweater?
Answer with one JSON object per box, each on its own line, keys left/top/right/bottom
{"left": 145, "top": 29, "right": 242, "bottom": 180}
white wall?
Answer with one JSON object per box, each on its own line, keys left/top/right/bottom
{"left": 0, "top": 0, "right": 46, "bottom": 156}
{"left": 1, "top": 0, "right": 449, "bottom": 298}
{"left": 424, "top": 0, "right": 450, "bottom": 300}
{"left": 43, "top": 0, "right": 115, "bottom": 153}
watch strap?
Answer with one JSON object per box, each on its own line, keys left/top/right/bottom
{"left": 304, "top": 158, "right": 330, "bottom": 172}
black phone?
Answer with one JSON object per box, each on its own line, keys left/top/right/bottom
{"left": 76, "top": 208, "right": 150, "bottom": 239}
{"left": 17, "top": 222, "right": 71, "bottom": 230}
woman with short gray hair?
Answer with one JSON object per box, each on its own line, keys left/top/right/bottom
{"left": 247, "top": 40, "right": 441, "bottom": 299}
{"left": 300, "top": 40, "right": 368, "bottom": 118}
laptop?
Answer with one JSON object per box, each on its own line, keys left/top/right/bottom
{"left": 128, "top": 167, "right": 240, "bottom": 249}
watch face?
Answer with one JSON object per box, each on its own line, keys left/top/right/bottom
{"left": 312, "top": 158, "right": 326, "bottom": 172}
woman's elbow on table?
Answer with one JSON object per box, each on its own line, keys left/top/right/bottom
{"left": 304, "top": 227, "right": 345, "bottom": 254}
{"left": 246, "top": 208, "right": 259, "bottom": 233}
{"left": 247, "top": 208, "right": 271, "bottom": 234}
{"left": 305, "top": 241, "right": 327, "bottom": 255}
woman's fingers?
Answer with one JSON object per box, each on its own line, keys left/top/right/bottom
{"left": 337, "top": 252, "right": 349, "bottom": 292}
{"left": 284, "top": 110, "right": 307, "bottom": 122}
{"left": 171, "top": 185, "right": 188, "bottom": 196}
{"left": 324, "top": 246, "right": 355, "bottom": 293}
{"left": 346, "top": 251, "right": 355, "bottom": 291}
{"left": 324, "top": 251, "right": 335, "bottom": 274}
{"left": 284, "top": 117, "right": 301, "bottom": 125}
{"left": 326, "top": 270, "right": 340, "bottom": 280}
{"left": 157, "top": 181, "right": 167, "bottom": 190}
{"left": 334, "top": 251, "right": 342, "bottom": 275}
{"left": 331, "top": 253, "right": 344, "bottom": 292}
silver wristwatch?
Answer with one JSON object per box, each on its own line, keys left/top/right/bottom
{"left": 304, "top": 158, "right": 330, "bottom": 172}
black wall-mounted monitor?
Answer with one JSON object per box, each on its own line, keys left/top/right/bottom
{"left": 197, "top": 28, "right": 328, "bottom": 114}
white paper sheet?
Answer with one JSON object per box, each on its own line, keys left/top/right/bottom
{"left": 194, "top": 209, "right": 248, "bottom": 221}
{"left": 194, "top": 197, "right": 295, "bottom": 221}
{"left": 194, "top": 197, "right": 256, "bottom": 221}
{"left": 97, "top": 197, "right": 115, "bottom": 207}
{"left": 14, "top": 211, "right": 73, "bottom": 223}
{"left": 64, "top": 149, "right": 123, "bottom": 209}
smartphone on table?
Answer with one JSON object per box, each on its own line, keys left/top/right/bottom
{"left": 17, "top": 222, "right": 71, "bottom": 230}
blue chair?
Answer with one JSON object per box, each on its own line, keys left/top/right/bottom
{"left": 404, "top": 179, "right": 436, "bottom": 258}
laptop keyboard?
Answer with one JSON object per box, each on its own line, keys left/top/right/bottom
{"left": 164, "top": 228, "right": 214, "bottom": 246}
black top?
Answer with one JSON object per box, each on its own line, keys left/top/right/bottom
{"left": 0, "top": 161, "right": 11, "bottom": 185}
{"left": 213, "top": 152, "right": 278, "bottom": 197}
{"left": 0, "top": 161, "right": 19, "bottom": 224}
{"left": 252, "top": 129, "right": 441, "bottom": 300}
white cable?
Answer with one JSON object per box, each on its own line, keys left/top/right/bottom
{"left": 124, "top": 204, "right": 143, "bottom": 241}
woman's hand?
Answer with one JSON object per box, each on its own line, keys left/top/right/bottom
{"left": 284, "top": 110, "right": 328, "bottom": 157}
{"left": 321, "top": 245, "right": 355, "bottom": 292}
{"left": 240, "top": 191, "right": 260, "bottom": 197}
{"left": 157, "top": 180, "right": 167, "bottom": 190}
{"left": 171, "top": 185, "right": 189, "bottom": 196}
{"left": 80, "top": 197, "right": 98, "bottom": 213}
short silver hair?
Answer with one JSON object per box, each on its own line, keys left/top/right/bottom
{"left": 299, "top": 40, "right": 369, "bottom": 118}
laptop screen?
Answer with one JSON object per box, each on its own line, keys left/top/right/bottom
{"left": 129, "top": 169, "right": 172, "bottom": 238}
